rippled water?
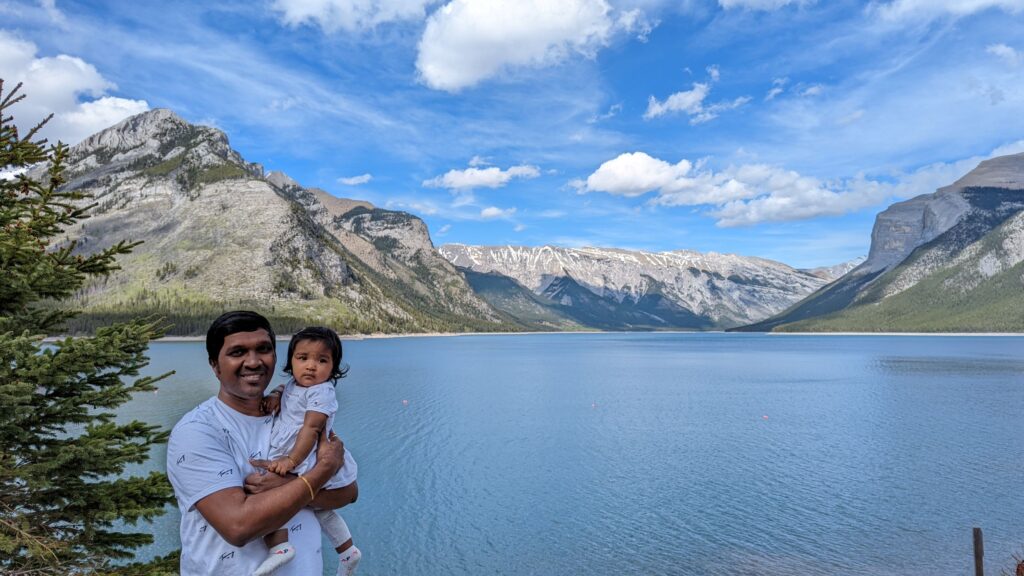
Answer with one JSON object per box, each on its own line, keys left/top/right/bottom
{"left": 125, "top": 333, "right": 1024, "bottom": 575}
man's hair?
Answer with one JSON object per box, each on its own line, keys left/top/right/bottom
{"left": 283, "top": 326, "right": 348, "bottom": 383}
{"left": 206, "top": 310, "right": 276, "bottom": 363}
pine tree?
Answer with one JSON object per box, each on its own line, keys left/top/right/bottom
{"left": 0, "top": 80, "right": 176, "bottom": 573}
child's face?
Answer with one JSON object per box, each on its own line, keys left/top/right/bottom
{"left": 291, "top": 339, "right": 334, "bottom": 387}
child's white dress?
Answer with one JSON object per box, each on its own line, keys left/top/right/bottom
{"left": 268, "top": 378, "right": 357, "bottom": 489}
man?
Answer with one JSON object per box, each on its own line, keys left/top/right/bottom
{"left": 167, "top": 311, "right": 356, "bottom": 575}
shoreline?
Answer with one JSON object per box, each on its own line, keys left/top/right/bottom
{"left": 150, "top": 330, "right": 1024, "bottom": 342}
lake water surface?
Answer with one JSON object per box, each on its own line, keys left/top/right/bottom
{"left": 125, "top": 333, "right": 1024, "bottom": 575}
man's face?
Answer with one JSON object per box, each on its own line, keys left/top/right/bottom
{"left": 211, "top": 329, "right": 276, "bottom": 402}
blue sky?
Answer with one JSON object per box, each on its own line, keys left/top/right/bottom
{"left": 2, "top": 0, "right": 1023, "bottom": 267}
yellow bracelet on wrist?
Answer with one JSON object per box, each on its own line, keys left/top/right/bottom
{"left": 297, "top": 474, "right": 316, "bottom": 502}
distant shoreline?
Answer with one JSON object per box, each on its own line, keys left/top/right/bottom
{"left": 151, "top": 330, "right": 1024, "bottom": 342}
{"left": 767, "top": 331, "right": 1024, "bottom": 337}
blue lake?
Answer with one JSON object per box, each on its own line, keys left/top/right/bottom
{"left": 124, "top": 333, "right": 1024, "bottom": 575}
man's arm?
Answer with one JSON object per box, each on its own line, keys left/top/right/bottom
{"left": 245, "top": 438, "right": 357, "bottom": 510}
{"left": 194, "top": 429, "right": 344, "bottom": 546}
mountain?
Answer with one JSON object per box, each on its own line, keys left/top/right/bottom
{"left": 800, "top": 256, "right": 866, "bottom": 281}
{"left": 50, "top": 109, "right": 507, "bottom": 335}
{"left": 439, "top": 245, "right": 828, "bottom": 330}
{"left": 741, "top": 152, "right": 1024, "bottom": 332}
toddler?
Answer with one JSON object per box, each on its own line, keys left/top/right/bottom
{"left": 253, "top": 327, "right": 361, "bottom": 576}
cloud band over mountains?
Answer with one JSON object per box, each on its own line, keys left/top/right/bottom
{"left": 576, "top": 144, "right": 1024, "bottom": 227}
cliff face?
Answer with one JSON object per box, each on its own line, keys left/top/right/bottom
{"left": 54, "top": 109, "right": 504, "bottom": 334}
{"left": 741, "top": 152, "right": 1024, "bottom": 332}
{"left": 440, "top": 244, "right": 828, "bottom": 329}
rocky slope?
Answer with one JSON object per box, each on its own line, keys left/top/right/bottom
{"left": 52, "top": 109, "right": 505, "bottom": 335}
{"left": 439, "top": 245, "right": 828, "bottom": 329}
{"left": 742, "top": 152, "right": 1024, "bottom": 332}
{"left": 801, "top": 256, "right": 866, "bottom": 281}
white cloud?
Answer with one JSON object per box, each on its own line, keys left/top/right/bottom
{"left": 480, "top": 206, "right": 517, "bottom": 219}
{"left": 468, "top": 155, "right": 490, "bottom": 167}
{"left": 436, "top": 223, "right": 451, "bottom": 235}
{"left": 800, "top": 84, "right": 824, "bottom": 97}
{"left": 577, "top": 144, "right": 1024, "bottom": 226}
{"left": 39, "top": 0, "right": 67, "bottom": 26}
{"left": 616, "top": 8, "right": 656, "bottom": 41}
{"left": 582, "top": 152, "right": 694, "bottom": 197}
{"left": 338, "top": 173, "right": 373, "bottom": 185}
{"left": 0, "top": 31, "right": 148, "bottom": 145}
{"left": 416, "top": 0, "right": 646, "bottom": 91}
{"left": 423, "top": 163, "right": 540, "bottom": 190}
{"left": 719, "top": 0, "right": 809, "bottom": 9}
{"left": 644, "top": 67, "right": 750, "bottom": 123}
{"left": 869, "top": 0, "right": 1024, "bottom": 21}
{"left": 513, "top": 223, "right": 526, "bottom": 231}
{"left": 582, "top": 153, "right": 893, "bottom": 226}
{"left": 644, "top": 82, "right": 710, "bottom": 119}
{"left": 588, "top": 103, "right": 622, "bottom": 123}
{"left": 987, "top": 43, "right": 1022, "bottom": 66}
{"left": 765, "top": 78, "right": 788, "bottom": 101}
{"left": 538, "top": 209, "right": 567, "bottom": 218}
{"left": 272, "top": 0, "right": 435, "bottom": 32}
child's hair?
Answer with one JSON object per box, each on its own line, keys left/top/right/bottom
{"left": 283, "top": 326, "right": 349, "bottom": 383}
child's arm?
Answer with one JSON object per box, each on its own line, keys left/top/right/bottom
{"left": 266, "top": 410, "right": 329, "bottom": 475}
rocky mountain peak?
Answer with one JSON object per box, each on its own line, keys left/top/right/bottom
{"left": 940, "top": 151, "right": 1024, "bottom": 194}
{"left": 73, "top": 108, "right": 191, "bottom": 155}
{"left": 266, "top": 170, "right": 301, "bottom": 191}
{"left": 59, "top": 109, "right": 260, "bottom": 194}
{"left": 860, "top": 153, "right": 1024, "bottom": 274}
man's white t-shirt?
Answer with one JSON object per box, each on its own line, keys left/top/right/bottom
{"left": 167, "top": 397, "right": 323, "bottom": 576}
{"left": 268, "top": 379, "right": 357, "bottom": 489}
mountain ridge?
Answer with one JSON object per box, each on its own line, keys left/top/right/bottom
{"left": 740, "top": 153, "right": 1024, "bottom": 332}
{"left": 52, "top": 109, "right": 508, "bottom": 335}
{"left": 440, "top": 243, "right": 830, "bottom": 329}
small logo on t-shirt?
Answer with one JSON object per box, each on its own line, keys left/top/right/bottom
{"left": 222, "top": 427, "right": 231, "bottom": 435}
{"left": 290, "top": 522, "right": 302, "bottom": 533}
{"left": 264, "top": 416, "right": 272, "bottom": 424}
{"left": 249, "top": 450, "right": 262, "bottom": 459}
{"left": 199, "top": 524, "right": 208, "bottom": 534}
{"left": 220, "top": 551, "right": 235, "bottom": 561}
{"left": 218, "top": 468, "right": 233, "bottom": 477}
{"left": 176, "top": 454, "right": 186, "bottom": 465}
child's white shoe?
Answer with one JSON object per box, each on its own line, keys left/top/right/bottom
{"left": 337, "top": 545, "right": 361, "bottom": 576}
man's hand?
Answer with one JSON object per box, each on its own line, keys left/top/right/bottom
{"left": 314, "top": 430, "right": 345, "bottom": 476}
{"left": 243, "top": 467, "right": 288, "bottom": 495}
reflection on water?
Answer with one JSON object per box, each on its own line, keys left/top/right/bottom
{"left": 877, "top": 356, "right": 1024, "bottom": 375}
{"left": 122, "top": 333, "right": 1024, "bottom": 576}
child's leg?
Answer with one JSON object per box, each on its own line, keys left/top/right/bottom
{"left": 314, "top": 509, "right": 360, "bottom": 575}
{"left": 314, "top": 509, "right": 351, "bottom": 549}
{"left": 252, "top": 529, "right": 295, "bottom": 576}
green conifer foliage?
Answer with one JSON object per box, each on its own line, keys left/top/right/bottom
{"left": 0, "top": 80, "right": 175, "bottom": 573}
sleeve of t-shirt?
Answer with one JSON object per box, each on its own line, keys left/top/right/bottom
{"left": 167, "top": 422, "right": 243, "bottom": 511}
{"left": 305, "top": 383, "right": 338, "bottom": 417}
